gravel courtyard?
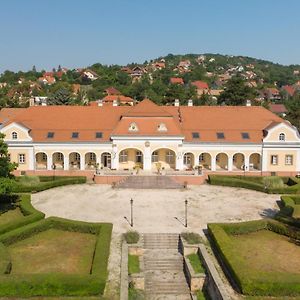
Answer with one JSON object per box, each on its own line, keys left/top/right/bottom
{"left": 31, "top": 183, "right": 279, "bottom": 234}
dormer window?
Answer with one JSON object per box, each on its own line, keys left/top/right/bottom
{"left": 129, "top": 123, "right": 138, "bottom": 132}
{"left": 279, "top": 133, "right": 285, "bottom": 141}
{"left": 157, "top": 123, "right": 167, "bottom": 132}
{"left": 47, "top": 132, "right": 54, "bottom": 139}
{"left": 96, "top": 132, "right": 103, "bottom": 139}
{"left": 192, "top": 132, "right": 200, "bottom": 139}
{"left": 217, "top": 132, "right": 225, "bottom": 139}
{"left": 72, "top": 132, "right": 79, "bottom": 139}
{"left": 12, "top": 132, "right": 18, "bottom": 140}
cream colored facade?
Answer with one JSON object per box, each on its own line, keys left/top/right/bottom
{"left": 1, "top": 120, "right": 300, "bottom": 174}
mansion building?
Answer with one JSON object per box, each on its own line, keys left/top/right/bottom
{"left": 0, "top": 99, "right": 299, "bottom": 176}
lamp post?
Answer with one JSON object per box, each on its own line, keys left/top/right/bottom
{"left": 130, "top": 198, "right": 133, "bottom": 227}
{"left": 185, "top": 199, "right": 188, "bottom": 228}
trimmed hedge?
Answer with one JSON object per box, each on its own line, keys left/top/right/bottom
{"left": 0, "top": 217, "right": 112, "bottom": 297}
{"left": 208, "top": 175, "right": 300, "bottom": 194}
{"left": 0, "top": 194, "right": 45, "bottom": 236}
{"left": 12, "top": 176, "right": 87, "bottom": 193}
{"left": 208, "top": 220, "right": 300, "bottom": 297}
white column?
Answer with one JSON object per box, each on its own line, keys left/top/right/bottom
{"left": 64, "top": 155, "right": 69, "bottom": 170}
{"left": 28, "top": 148, "right": 35, "bottom": 170}
{"left": 211, "top": 156, "right": 216, "bottom": 171}
{"left": 80, "top": 154, "right": 85, "bottom": 170}
{"left": 47, "top": 154, "right": 53, "bottom": 170}
{"left": 96, "top": 154, "right": 101, "bottom": 167}
{"left": 111, "top": 146, "right": 119, "bottom": 170}
{"left": 176, "top": 152, "right": 184, "bottom": 170}
{"left": 244, "top": 155, "right": 250, "bottom": 171}
{"left": 228, "top": 156, "right": 233, "bottom": 171}
{"left": 297, "top": 149, "right": 300, "bottom": 173}
{"left": 262, "top": 148, "right": 268, "bottom": 172}
{"left": 143, "top": 147, "right": 151, "bottom": 170}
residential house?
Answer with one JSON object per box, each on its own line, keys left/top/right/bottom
{"left": 105, "top": 87, "right": 121, "bottom": 96}
{"left": 269, "top": 103, "right": 288, "bottom": 117}
{"left": 281, "top": 85, "right": 295, "bottom": 98}
{"left": 191, "top": 81, "right": 209, "bottom": 96}
{"left": 263, "top": 88, "right": 281, "bottom": 101}
{"left": 82, "top": 69, "right": 99, "bottom": 81}
{"left": 170, "top": 77, "right": 184, "bottom": 85}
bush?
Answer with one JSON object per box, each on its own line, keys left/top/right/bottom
{"left": 181, "top": 232, "right": 202, "bottom": 244}
{"left": 208, "top": 220, "right": 300, "bottom": 296}
{"left": 208, "top": 175, "right": 300, "bottom": 194}
{"left": 0, "top": 217, "right": 112, "bottom": 296}
{"left": 0, "top": 194, "right": 45, "bottom": 236}
{"left": 124, "top": 231, "right": 139, "bottom": 244}
{"left": 12, "top": 176, "right": 86, "bottom": 193}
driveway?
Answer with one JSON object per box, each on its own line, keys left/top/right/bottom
{"left": 31, "top": 183, "right": 279, "bottom": 234}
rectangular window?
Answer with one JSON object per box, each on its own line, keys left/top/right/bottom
{"left": 285, "top": 155, "right": 293, "bottom": 165}
{"left": 152, "top": 151, "right": 159, "bottom": 163}
{"left": 57, "top": 153, "right": 63, "bottom": 161}
{"left": 75, "top": 153, "right": 80, "bottom": 161}
{"left": 18, "top": 154, "right": 26, "bottom": 164}
{"left": 241, "top": 132, "right": 250, "bottom": 139}
{"left": 166, "top": 151, "right": 174, "bottom": 164}
{"left": 47, "top": 132, "right": 54, "bottom": 138}
{"left": 7, "top": 153, "right": 11, "bottom": 162}
{"left": 89, "top": 153, "right": 96, "bottom": 161}
{"left": 271, "top": 155, "right": 278, "bottom": 165}
{"left": 42, "top": 153, "right": 47, "bottom": 161}
{"left": 216, "top": 132, "right": 225, "bottom": 139}
{"left": 119, "top": 150, "right": 128, "bottom": 163}
{"left": 96, "top": 132, "right": 103, "bottom": 139}
{"left": 72, "top": 132, "right": 79, "bottom": 139}
{"left": 192, "top": 132, "right": 200, "bottom": 139}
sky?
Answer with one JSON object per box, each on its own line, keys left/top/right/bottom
{"left": 0, "top": 0, "right": 299, "bottom": 72}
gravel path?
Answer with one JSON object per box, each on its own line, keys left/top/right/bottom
{"left": 31, "top": 183, "right": 279, "bottom": 234}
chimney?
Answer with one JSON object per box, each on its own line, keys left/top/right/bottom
{"left": 29, "top": 97, "right": 35, "bottom": 107}
{"left": 246, "top": 100, "right": 252, "bottom": 107}
{"left": 174, "top": 99, "right": 180, "bottom": 107}
{"left": 188, "top": 99, "right": 193, "bottom": 106}
{"left": 98, "top": 99, "right": 103, "bottom": 107}
{"left": 113, "top": 100, "right": 118, "bottom": 107}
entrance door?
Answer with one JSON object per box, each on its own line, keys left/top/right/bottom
{"left": 102, "top": 153, "right": 111, "bottom": 168}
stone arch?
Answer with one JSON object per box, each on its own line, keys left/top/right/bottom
{"left": 233, "top": 153, "right": 245, "bottom": 170}
{"left": 216, "top": 153, "right": 228, "bottom": 170}
{"left": 199, "top": 152, "right": 212, "bottom": 170}
{"left": 85, "top": 152, "right": 97, "bottom": 170}
{"left": 249, "top": 153, "right": 261, "bottom": 170}
{"left": 183, "top": 152, "right": 195, "bottom": 169}
{"left": 52, "top": 152, "right": 64, "bottom": 169}
{"left": 151, "top": 148, "right": 176, "bottom": 171}
{"left": 69, "top": 152, "right": 81, "bottom": 170}
{"left": 35, "top": 152, "right": 47, "bottom": 170}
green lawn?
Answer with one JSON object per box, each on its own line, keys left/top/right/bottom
{"left": 187, "top": 253, "right": 204, "bottom": 274}
{"left": 0, "top": 207, "right": 25, "bottom": 226}
{"left": 231, "top": 230, "right": 300, "bottom": 274}
{"left": 128, "top": 254, "right": 140, "bottom": 275}
{"left": 8, "top": 229, "right": 97, "bottom": 274}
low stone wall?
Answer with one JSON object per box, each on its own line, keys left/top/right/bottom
{"left": 94, "top": 175, "right": 128, "bottom": 184}
{"left": 198, "top": 244, "right": 231, "bottom": 300}
{"left": 172, "top": 175, "right": 206, "bottom": 185}
{"left": 120, "top": 241, "right": 128, "bottom": 300}
{"left": 13, "top": 169, "right": 94, "bottom": 179}
{"left": 184, "top": 256, "right": 206, "bottom": 293}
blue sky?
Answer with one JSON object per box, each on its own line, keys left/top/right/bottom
{"left": 0, "top": 0, "right": 299, "bottom": 72}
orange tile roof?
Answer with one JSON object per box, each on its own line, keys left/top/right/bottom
{"left": 170, "top": 77, "right": 184, "bottom": 84}
{"left": 0, "top": 99, "right": 284, "bottom": 143}
{"left": 191, "top": 81, "right": 209, "bottom": 90}
{"left": 103, "top": 95, "right": 134, "bottom": 103}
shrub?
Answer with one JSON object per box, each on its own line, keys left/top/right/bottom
{"left": 262, "top": 176, "right": 284, "bottom": 189}
{"left": 124, "top": 231, "right": 139, "bottom": 244}
{"left": 0, "top": 217, "right": 112, "bottom": 297}
{"left": 0, "top": 194, "right": 45, "bottom": 235}
{"left": 12, "top": 176, "right": 86, "bottom": 193}
{"left": 208, "top": 220, "right": 300, "bottom": 296}
{"left": 181, "top": 232, "right": 202, "bottom": 244}
{"left": 208, "top": 175, "right": 300, "bottom": 194}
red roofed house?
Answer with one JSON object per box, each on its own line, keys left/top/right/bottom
{"left": 191, "top": 81, "right": 209, "bottom": 96}
{"left": 170, "top": 77, "right": 184, "bottom": 85}
{"left": 281, "top": 85, "right": 295, "bottom": 98}
{"left": 263, "top": 88, "right": 281, "bottom": 101}
{"left": 105, "top": 87, "right": 121, "bottom": 96}
{"left": 269, "top": 103, "right": 288, "bottom": 117}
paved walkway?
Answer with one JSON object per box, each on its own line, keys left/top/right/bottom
{"left": 31, "top": 183, "right": 279, "bottom": 234}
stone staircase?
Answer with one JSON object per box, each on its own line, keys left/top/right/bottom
{"left": 116, "top": 176, "right": 183, "bottom": 189}
{"left": 143, "top": 233, "right": 191, "bottom": 300}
